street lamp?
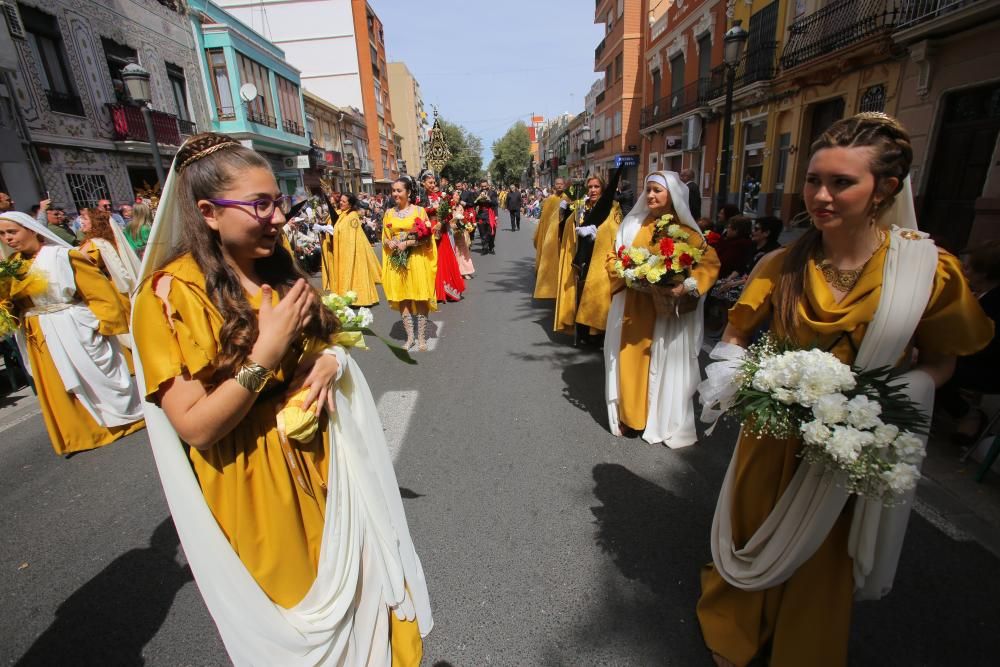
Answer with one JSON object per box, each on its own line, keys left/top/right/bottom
{"left": 121, "top": 63, "right": 165, "bottom": 186}
{"left": 717, "top": 20, "right": 748, "bottom": 212}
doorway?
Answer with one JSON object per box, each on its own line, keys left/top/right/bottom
{"left": 921, "top": 82, "right": 1000, "bottom": 252}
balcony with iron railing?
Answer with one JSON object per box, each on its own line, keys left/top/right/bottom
{"left": 247, "top": 109, "right": 277, "bottom": 128}
{"left": 107, "top": 103, "right": 182, "bottom": 146}
{"left": 595, "top": 37, "right": 606, "bottom": 62}
{"left": 895, "top": 0, "right": 999, "bottom": 35}
{"left": 283, "top": 119, "right": 305, "bottom": 136}
{"left": 781, "top": 0, "right": 902, "bottom": 70}
{"left": 641, "top": 78, "right": 713, "bottom": 130}
{"left": 595, "top": 90, "right": 606, "bottom": 106}
{"left": 706, "top": 41, "right": 780, "bottom": 100}
{"left": 177, "top": 118, "right": 197, "bottom": 136}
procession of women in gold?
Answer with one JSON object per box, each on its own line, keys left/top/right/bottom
{"left": 0, "top": 113, "right": 993, "bottom": 666}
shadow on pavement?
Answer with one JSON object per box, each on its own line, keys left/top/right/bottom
{"left": 16, "top": 518, "right": 192, "bottom": 667}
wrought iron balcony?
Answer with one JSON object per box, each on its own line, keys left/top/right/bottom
{"left": 247, "top": 110, "right": 277, "bottom": 128}
{"left": 217, "top": 106, "right": 236, "bottom": 121}
{"left": 896, "top": 0, "right": 994, "bottom": 31}
{"left": 596, "top": 90, "right": 606, "bottom": 105}
{"left": 107, "top": 103, "right": 182, "bottom": 146}
{"left": 641, "top": 78, "right": 712, "bottom": 129}
{"left": 706, "top": 41, "right": 780, "bottom": 99}
{"left": 781, "top": 0, "right": 902, "bottom": 70}
{"left": 283, "top": 119, "right": 305, "bottom": 136}
{"left": 595, "top": 37, "right": 606, "bottom": 61}
{"left": 48, "top": 91, "right": 85, "bottom": 117}
{"left": 177, "top": 118, "right": 197, "bottom": 136}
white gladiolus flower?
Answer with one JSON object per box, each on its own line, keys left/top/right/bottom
{"left": 801, "top": 420, "right": 832, "bottom": 445}
{"left": 873, "top": 423, "right": 899, "bottom": 448}
{"left": 773, "top": 388, "right": 797, "bottom": 404}
{"left": 623, "top": 268, "right": 637, "bottom": 282}
{"left": 357, "top": 307, "right": 374, "bottom": 328}
{"left": 883, "top": 462, "right": 920, "bottom": 493}
{"left": 825, "top": 425, "right": 872, "bottom": 464}
{"left": 683, "top": 277, "right": 699, "bottom": 294}
{"left": 846, "top": 394, "right": 882, "bottom": 430}
{"left": 892, "top": 432, "right": 925, "bottom": 464}
{"left": 344, "top": 290, "right": 358, "bottom": 302}
{"left": 813, "top": 393, "right": 850, "bottom": 425}
{"left": 341, "top": 306, "right": 356, "bottom": 322}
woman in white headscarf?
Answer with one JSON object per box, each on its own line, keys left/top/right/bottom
{"left": 0, "top": 211, "right": 144, "bottom": 455}
{"left": 604, "top": 171, "right": 720, "bottom": 448}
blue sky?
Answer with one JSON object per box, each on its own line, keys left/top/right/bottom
{"left": 376, "top": 0, "right": 604, "bottom": 166}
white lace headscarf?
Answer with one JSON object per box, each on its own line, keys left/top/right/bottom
{"left": 0, "top": 211, "right": 72, "bottom": 259}
{"left": 615, "top": 171, "right": 703, "bottom": 250}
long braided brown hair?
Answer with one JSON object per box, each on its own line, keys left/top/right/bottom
{"left": 165, "top": 132, "right": 338, "bottom": 381}
{"left": 774, "top": 114, "right": 913, "bottom": 335}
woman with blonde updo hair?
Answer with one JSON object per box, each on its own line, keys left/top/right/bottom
{"left": 696, "top": 114, "right": 994, "bottom": 666}
{"left": 131, "top": 132, "right": 431, "bottom": 664}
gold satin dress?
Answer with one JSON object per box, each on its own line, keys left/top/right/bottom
{"left": 329, "top": 210, "right": 382, "bottom": 306}
{"left": 696, "top": 238, "right": 994, "bottom": 667}
{"left": 533, "top": 194, "right": 565, "bottom": 299}
{"left": 131, "top": 253, "right": 421, "bottom": 665}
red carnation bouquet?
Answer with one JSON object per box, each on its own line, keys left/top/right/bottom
{"left": 705, "top": 230, "right": 722, "bottom": 246}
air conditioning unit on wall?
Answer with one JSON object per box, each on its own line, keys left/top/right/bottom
{"left": 682, "top": 115, "right": 702, "bottom": 151}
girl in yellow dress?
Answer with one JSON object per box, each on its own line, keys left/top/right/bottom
{"left": 78, "top": 207, "right": 142, "bottom": 310}
{"left": 381, "top": 177, "right": 437, "bottom": 351}
{"left": 329, "top": 193, "right": 381, "bottom": 306}
{"left": 0, "top": 211, "right": 144, "bottom": 455}
{"left": 697, "top": 114, "right": 993, "bottom": 667}
{"left": 131, "top": 133, "right": 431, "bottom": 664}
{"left": 604, "top": 171, "right": 720, "bottom": 447}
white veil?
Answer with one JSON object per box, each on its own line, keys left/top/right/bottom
{"left": 132, "top": 148, "right": 432, "bottom": 665}
{"left": 0, "top": 211, "right": 72, "bottom": 259}
{"left": 605, "top": 171, "right": 709, "bottom": 448}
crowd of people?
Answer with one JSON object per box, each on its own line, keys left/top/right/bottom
{"left": 1, "top": 112, "right": 998, "bottom": 666}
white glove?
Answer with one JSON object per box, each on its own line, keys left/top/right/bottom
{"left": 576, "top": 225, "right": 597, "bottom": 239}
{"left": 312, "top": 223, "right": 334, "bottom": 234}
{"left": 559, "top": 200, "right": 569, "bottom": 210}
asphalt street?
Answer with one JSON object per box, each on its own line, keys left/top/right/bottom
{"left": 2, "top": 210, "right": 999, "bottom": 666}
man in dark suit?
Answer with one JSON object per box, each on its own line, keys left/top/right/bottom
{"left": 679, "top": 168, "right": 702, "bottom": 220}
{"left": 506, "top": 185, "right": 522, "bottom": 231}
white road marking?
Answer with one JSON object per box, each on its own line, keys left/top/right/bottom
{"left": 0, "top": 407, "right": 42, "bottom": 435}
{"left": 376, "top": 390, "right": 419, "bottom": 462}
{"left": 913, "top": 497, "right": 971, "bottom": 542}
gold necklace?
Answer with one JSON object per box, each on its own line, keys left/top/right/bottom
{"left": 817, "top": 231, "right": 884, "bottom": 293}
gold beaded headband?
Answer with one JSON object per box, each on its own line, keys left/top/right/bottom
{"left": 176, "top": 140, "right": 242, "bottom": 172}
{"left": 854, "top": 111, "right": 893, "bottom": 122}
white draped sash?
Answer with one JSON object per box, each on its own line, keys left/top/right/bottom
{"left": 709, "top": 226, "right": 938, "bottom": 598}
{"left": 21, "top": 245, "right": 142, "bottom": 426}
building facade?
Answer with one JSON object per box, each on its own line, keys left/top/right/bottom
{"left": 640, "top": 0, "right": 727, "bottom": 220}
{"left": 387, "top": 61, "right": 426, "bottom": 177}
{"left": 893, "top": 0, "right": 1000, "bottom": 251}
{"left": 216, "top": 0, "right": 398, "bottom": 191}
{"left": 189, "top": 0, "right": 311, "bottom": 196}
{"left": 4, "top": 0, "right": 208, "bottom": 211}
{"left": 589, "top": 0, "right": 644, "bottom": 189}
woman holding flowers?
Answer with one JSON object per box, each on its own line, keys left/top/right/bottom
{"left": 382, "top": 176, "right": 437, "bottom": 351}
{"left": 420, "top": 170, "right": 465, "bottom": 303}
{"left": 604, "top": 172, "right": 719, "bottom": 447}
{"left": 330, "top": 193, "right": 381, "bottom": 307}
{"left": 0, "top": 211, "right": 144, "bottom": 455}
{"left": 131, "top": 133, "right": 431, "bottom": 665}
{"left": 696, "top": 114, "right": 993, "bottom": 667}
{"left": 451, "top": 192, "right": 476, "bottom": 279}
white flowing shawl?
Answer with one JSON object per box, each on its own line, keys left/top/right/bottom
{"left": 0, "top": 212, "right": 142, "bottom": 426}
{"left": 704, "top": 178, "right": 938, "bottom": 599}
{"left": 92, "top": 223, "right": 141, "bottom": 295}
{"left": 133, "top": 161, "right": 432, "bottom": 665}
{"left": 605, "top": 171, "right": 707, "bottom": 448}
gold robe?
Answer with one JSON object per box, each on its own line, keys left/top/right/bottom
{"left": 132, "top": 253, "right": 421, "bottom": 664}
{"left": 607, "top": 220, "right": 720, "bottom": 430}
{"left": 553, "top": 200, "right": 622, "bottom": 335}
{"left": 697, "top": 238, "right": 993, "bottom": 667}
{"left": 329, "top": 210, "right": 381, "bottom": 305}
{"left": 12, "top": 250, "right": 144, "bottom": 454}
{"left": 533, "top": 194, "right": 565, "bottom": 299}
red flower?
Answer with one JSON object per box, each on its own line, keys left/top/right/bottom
{"left": 659, "top": 238, "right": 675, "bottom": 257}
{"left": 412, "top": 217, "right": 431, "bottom": 239}
{"left": 705, "top": 231, "right": 721, "bottom": 246}
{"left": 679, "top": 252, "right": 694, "bottom": 267}
{"left": 617, "top": 245, "right": 626, "bottom": 257}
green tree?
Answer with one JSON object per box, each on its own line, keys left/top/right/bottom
{"left": 489, "top": 123, "right": 531, "bottom": 186}
{"left": 437, "top": 119, "right": 484, "bottom": 184}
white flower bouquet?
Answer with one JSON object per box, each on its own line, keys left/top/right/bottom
{"left": 320, "top": 291, "right": 415, "bottom": 364}
{"left": 730, "top": 335, "right": 929, "bottom": 502}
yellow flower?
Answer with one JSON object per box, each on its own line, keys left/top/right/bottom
{"left": 647, "top": 266, "right": 666, "bottom": 284}
{"left": 279, "top": 386, "right": 319, "bottom": 443}
{"left": 635, "top": 263, "right": 650, "bottom": 279}
{"left": 627, "top": 247, "right": 650, "bottom": 264}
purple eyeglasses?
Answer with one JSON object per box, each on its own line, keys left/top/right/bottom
{"left": 208, "top": 195, "right": 293, "bottom": 223}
